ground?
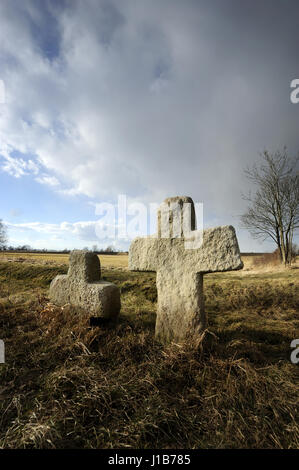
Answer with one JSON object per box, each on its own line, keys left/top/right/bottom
{"left": 0, "top": 252, "right": 298, "bottom": 448}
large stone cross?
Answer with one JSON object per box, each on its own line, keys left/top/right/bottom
{"left": 49, "top": 250, "right": 120, "bottom": 318}
{"left": 129, "top": 196, "right": 243, "bottom": 343}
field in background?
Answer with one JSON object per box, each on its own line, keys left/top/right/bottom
{"left": 0, "top": 252, "right": 298, "bottom": 448}
{"left": 1, "top": 252, "right": 297, "bottom": 272}
{"left": 0, "top": 252, "right": 128, "bottom": 269}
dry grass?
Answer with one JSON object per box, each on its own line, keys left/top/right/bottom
{"left": 0, "top": 256, "right": 298, "bottom": 449}
{"left": 0, "top": 252, "right": 128, "bottom": 270}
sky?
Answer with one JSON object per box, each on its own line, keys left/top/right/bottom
{"left": 0, "top": 0, "right": 298, "bottom": 251}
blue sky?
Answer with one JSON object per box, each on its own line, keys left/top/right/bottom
{"left": 0, "top": 0, "right": 298, "bottom": 251}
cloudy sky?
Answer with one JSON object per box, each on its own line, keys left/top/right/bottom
{"left": 0, "top": 0, "right": 298, "bottom": 251}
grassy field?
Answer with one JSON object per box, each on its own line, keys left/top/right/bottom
{"left": 0, "top": 252, "right": 129, "bottom": 269}
{"left": 0, "top": 253, "right": 298, "bottom": 448}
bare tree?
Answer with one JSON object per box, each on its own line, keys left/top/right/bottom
{"left": 0, "top": 219, "right": 7, "bottom": 250}
{"left": 241, "top": 149, "right": 299, "bottom": 265}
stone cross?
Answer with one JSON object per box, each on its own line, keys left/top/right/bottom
{"left": 129, "top": 196, "right": 243, "bottom": 343}
{"left": 49, "top": 250, "right": 120, "bottom": 318}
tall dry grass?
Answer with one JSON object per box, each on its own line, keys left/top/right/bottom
{"left": 0, "top": 261, "right": 298, "bottom": 448}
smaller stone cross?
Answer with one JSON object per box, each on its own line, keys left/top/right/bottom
{"left": 49, "top": 250, "right": 120, "bottom": 318}
{"left": 129, "top": 196, "right": 243, "bottom": 343}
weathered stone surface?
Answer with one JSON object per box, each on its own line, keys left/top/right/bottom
{"left": 49, "top": 250, "right": 120, "bottom": 318}
{"left": 129, "top": 226, "right": 243, "bottom": 274}
{"left": 157, "top": 195, "right": 196, "bottom": 238}
{"left": 129, "top": 196, "right": 243, "bottom": 343}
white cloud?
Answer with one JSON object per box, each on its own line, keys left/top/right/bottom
{"left": 0, "top": 0, "right": 298, "bottom": 249}
{"left": 6, "top": 217, "right": 132, "bottom": 250}
{"left": 1, "top": 154, "right": 39, "bottom": 178}
{"left": 35, "top": 174, "right": 60, "bottom": 187}
{"left": 7, "top": 220, "right": 98, "bottom": 238}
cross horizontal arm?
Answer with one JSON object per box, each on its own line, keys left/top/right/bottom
{"left": 185, "top": 225, "right": 243, "bottom": 273}
{"left": 129, "top": 237, "right": 160, "bottom": 272}
{"left": 129, "top": 226, "right": 243, "bottom": 274}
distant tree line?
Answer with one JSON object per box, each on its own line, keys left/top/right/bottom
{"left": 0, "top": 245, "right": 126, "bottom": 254}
